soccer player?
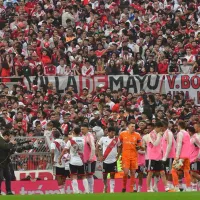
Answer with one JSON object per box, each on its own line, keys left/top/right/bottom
{"left": 97, "top": 127, "right": 121, "bottom": 193}
{"left": 59, "top": 127, "right": 89, "bottom": 194}
{"left": 146, "top": 121, "right": 169, "bottom": 192}
{"left": 51, "top": 131, "right": 66, "bottom": 194}
{"left": 119, "top": 122, "right": 142, "bottom": 192}
{"left": 81, "top": 123, "right": 97, "bottom": 193}
{"left": 62, "top": 135, "right": 71, "bottom": 181}
{"left": 190, "top": 123, "right": 200, "bottom": 191}
{"left": 171, "top": 121, "right": 191, "bottom": 192}
{"left": 161, "top": 121, "right": 176, "bottom": 190}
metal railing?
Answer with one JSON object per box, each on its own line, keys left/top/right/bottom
{"left": 11, "top": 152, "right": 52, "bottom": 171}
{"left": 11, "top": 136, "right": 53, "bottom": 171}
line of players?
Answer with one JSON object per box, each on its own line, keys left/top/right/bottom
{"left": 50, "top": 121, "right": 200, "bottom": 194}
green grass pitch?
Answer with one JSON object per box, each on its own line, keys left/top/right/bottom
{"left": 0, "top": 193, "right": 199, "bottom": 200}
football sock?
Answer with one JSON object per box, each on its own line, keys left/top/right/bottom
{"left": 87, "top": 176, "right": 94, "bottom": 193}
{"left": 184, "top": 171, "right": 191, "bottom": 187}
{"left": 110, "top": 179, "right": 115, "bottom": 193}
{"left": 138, "top": 185, "right": 142, "bottom": 192}
{"left": 154, "top": 176, "right": 160, "bottom": 187}
{"left": 122, "top": 175, "right": 128, "bottom": 189}
{"left": 171, "top": 168, "right": 179, "bottom": 187}
{"left": 58, "top": 186, "right": 65, "bottom": 194}
{"left": 191, "top": 183, "right": 197, "bottom": 191}
{"left": 130, "top": 175, "right": 135, "bottom": 192}
{"left": 72, "top": 179, "right": 79, "bottom": 194}
{"left": 83, "top": 178, "right": 89, "bottom": 193}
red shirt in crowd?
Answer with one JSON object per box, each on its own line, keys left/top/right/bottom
{"left": 158, "top": 62, "right": 168, "bottom": 74}
{"left": 44, "top": 65, "right": 56, "bottom": 76}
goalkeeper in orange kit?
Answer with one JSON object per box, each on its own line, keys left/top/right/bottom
{"left": 119, "top": 123, "right": 143, "bottom": 192}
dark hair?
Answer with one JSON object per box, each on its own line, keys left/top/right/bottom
{"left": 105, "top": 94, "right": 111, "bottom": 99}
{"left": 74, "top": 127, "right": 81, "bottom": 135}
{"left": 178, "top": 121, "right": 186, "bottom": 129}
{"left": 127, "top": 122, "right": 135, "bottom": 126}
{"left": 35, "top": 121, "right": 41, "bottom": 127}
{"left": 81, "top": 123, "right": 89, "bottom": 128}
{"left": 148, "top": 94, "right": 155, "bottom": 103}
{"left": 2, "top": 130, "right": 11, "bottom": 137}
{"left": 162, "top": 120, "right": 168, "bottom": 128}
{"left": 108, "top": 127, "right": 116, "bottom": 132}
{"left": 187, "top": 126, "right": 195, "bottom": 134}
{"left": 155, "top": 121, "right": 164, "bottom": 128}
{"left": 53, "top": 130, "right": 60, "bottom": 139}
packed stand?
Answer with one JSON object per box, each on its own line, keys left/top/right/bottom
{"left": 0, "top": 0, "right": 200, "bottom": 80}
{"left": 0, "top": 79, "right": 200, "bottom": 171}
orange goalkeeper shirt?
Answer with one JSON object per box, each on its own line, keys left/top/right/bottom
{"left": 119, "top": 131, "right": 142, "bottom": 160}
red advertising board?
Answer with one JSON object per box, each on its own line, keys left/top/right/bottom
{"left": 1, "top": 179, "right": 165, "bottom": 195}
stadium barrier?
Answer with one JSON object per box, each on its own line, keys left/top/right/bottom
{"left": 11, "top": 137, "right": 52, "bottom": 172}
{"left": 0, "top": 179, "right": 166, "bottom": 195}
{"left": 24, "top": 74, "right": 200, "bottom": 105}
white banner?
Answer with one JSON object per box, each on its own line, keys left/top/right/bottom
{"left": 24, "top": 75, "right": 164, "bottom": 94}
{"left": 165, "top": 74, "right": 200, "bottom": 105}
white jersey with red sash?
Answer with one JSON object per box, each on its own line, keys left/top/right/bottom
{"left": 65, "top": 137, "right": 84, "bottom": 166}
{"left": 185, "top": 55, "right": 195, "bottom": 63}
{"left": 50, "top": 139, "right": 65, "bottom": 168}
{"left": 98, "top": 136, "right": 120, "bottom": 164}
{"left": 81, "top": 65, "right": 94, "bottom": 76}
{"left": 61, "top": 123, "right": 69, "bottom": 135}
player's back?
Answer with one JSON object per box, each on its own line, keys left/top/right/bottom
{"left": 162, "top": 129, "right": 176, "bottom": 158}
{"left": 147, "top": 130, "right": 162, "bottom": 160}
{"left": 190, "top": 133, "right": 200, "bottom": 163}
{"left": 83, "top": 132, "right": 97, "bottom": 163}
{"left": 68, "top": 136, "right": 84, "bottom": 166}
{"left": 178, "top": 130, "right": 191, "bottom": 159}
{"left": 51, "top": 138, "right": 65, "bottom": 167}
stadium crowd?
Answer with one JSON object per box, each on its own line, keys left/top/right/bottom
{"left": 0, "top": 0, "right": 200, "bottom": 195}
{"left": 0, "top": 0, "right": 200, "bottom": 79}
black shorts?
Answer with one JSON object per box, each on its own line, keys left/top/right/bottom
{"left": 146, "top": 160, "right": 164, "bottom": 172}
{"left": 55, "top": 167, "right": 68, "bottom": 177}
{"left": 190, "top": 162, "right": 200, "bottom": 172}
{"left": 136, "top": 165, "right": 145, "bottom": 173}
{"left": 103, "top": 162, "right": 117, "bottom": 173}
{"left": 64, "top": 170, "right": 70, "bottom": 178}
{"left": 69, "top": 164, "right": 85, "bottom": 176}
{"left": 84, "top": 161, "right": 96, "bottom": 175}
{"left": 163, "top": 158, "right": 174, "bottom": 173}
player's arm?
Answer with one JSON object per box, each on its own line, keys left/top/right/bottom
{"left": 58, "top": 142, "right": 70, "bottom": 164}
{"left": 51, "top": 149, "right": 55, "bottom": 164}
{"left": 142, "top": 134, "right": 148, "bottom": 151}
{"left": 96, "top": 138, "right": 103, "bottom": 161}
{"left": 116, "top": 141, "right": 122, "bottom": 160}
{"left": 163, "top": 131, "right": 173, "bottom": 161}
{"left": 88, "top": 135, "right": 96, "bottom": 161}
{"left": 197, "top": 149, "right": 200, "bottom": 160}
{"left": 59, "top": 148, "right": 69, "bottom": 161}
{"left": 176, "top": 132, "right": 183, "bottom": 159}
{"left": 136, "top": 134, "right": 145, "bottom": 150}
{"left": 191, "top": 136, "right": 200, "bottom": 148}
{"left": 149, "top": 132, "right": 162, "bottom": 146}
{"left": 138, "top": 149, "right": 145, "bottom": 154}
{"left": 50, "top": 143, "right": 55, "bottom": 164}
